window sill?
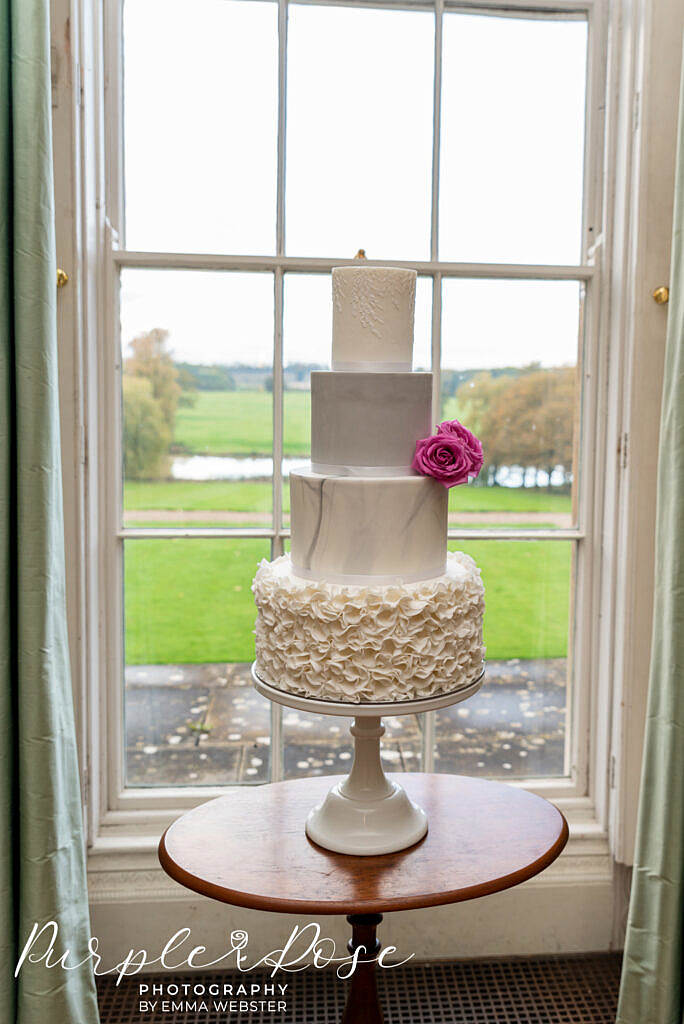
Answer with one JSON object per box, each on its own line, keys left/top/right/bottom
{"left": 87, "top": 796, "right": 611, "bottom": 891}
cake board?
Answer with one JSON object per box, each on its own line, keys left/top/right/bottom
{"left": 251, "top": 662, "right": 485, "bottom": 856}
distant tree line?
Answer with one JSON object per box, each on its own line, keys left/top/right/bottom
{"left": 175, "top": 362, "right": 236, "bottom": 392}
{"left": 441, "top": 365, "right": 525, "bottom": 399}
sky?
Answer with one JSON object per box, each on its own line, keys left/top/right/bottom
{"left": 120, "top": 0, "right": 588, "bottom": 371}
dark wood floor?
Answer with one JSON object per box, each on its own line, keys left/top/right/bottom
{"left": 97, "top": 953, "right": 622, "bottom": 1023}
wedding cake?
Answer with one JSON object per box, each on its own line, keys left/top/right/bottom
{"left": 252, "top": 265, "right": 485, "bottom": 703}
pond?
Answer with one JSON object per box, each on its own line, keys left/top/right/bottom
{"left": 171, "top": 454, "right": 568, "bottom": 488}
{"left": 171, "top": 455, "right": 309, "bottom": 481}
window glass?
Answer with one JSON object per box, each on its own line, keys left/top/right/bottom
{"left": 286, "top": 4, "right": 434, "bottom": 259}
{"left": 120, "top": 269, "right": 274, "bottom": 529}
{"left": 441, "top": 278, "right": 581, "bottom": 530}
{"left": 435, "top": 539, "right": 572, "bottom": 778}
{"left": 125, "top": 538, "right": 271, "bottom": 786}
{"left": 282, "top": 713, "right": 422, "bottom": 780}
{"left": 440, "top": 14, "right": 587, "bottom": 264}
{"left": 123, "top": 0, "right": 278, "bottom": 254}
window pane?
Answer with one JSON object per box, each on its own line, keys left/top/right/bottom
{"left": 120, "top": 269, "right": 274, "bottom": 528}
{"left": 286, "top": 5, "right": 434, "bottom": 259}
{"left": 281, "top": 274, "right": 332, "bottom": 527}
{"left": 125, "top": 539, "right": 270, "bottom": 786}
{"left": 440, "top": 14, "right": 587, "bottom": 264}
{"left": 435, "top": 540, "right": 572, "bottom": 778}
{"left": 282, "top": 709, "right": 423, "bottom": 780}
{"left": 123, "top": 0, "right": 277, "bottom": 254}
{"left": 441, "top": 279, "right": 581, "bottom": 529}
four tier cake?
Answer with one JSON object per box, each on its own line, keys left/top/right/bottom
{"left": 252, "top": 265, "right": 485, "bottom": 703}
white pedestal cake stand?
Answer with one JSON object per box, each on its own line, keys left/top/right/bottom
{"left": 251, "top": 663, "right": 485, "bottom": 856}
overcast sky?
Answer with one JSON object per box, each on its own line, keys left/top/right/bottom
{"left": 120, "top": 0, "right": 587, "bottom": 371}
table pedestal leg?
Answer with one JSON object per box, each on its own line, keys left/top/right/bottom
{"left": 341, "top": 913, "right": 384, "bottom": 1024}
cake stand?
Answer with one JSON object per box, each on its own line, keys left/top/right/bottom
{"left": 251, "top": 663, "right": 485, "bottom": 856}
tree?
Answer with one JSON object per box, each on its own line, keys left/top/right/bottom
{"left": 176, "top": 366, "right": 198, "bottom": 408}
{"left": 496, "top": 367, "right": 575, "bottom": 486}
{"left": 456, "top": 372, "right": 512, "bottom": 485}
{"left": 456, "top": 366, "right": 576, "bottom": 487}
{"left": 125, "top": 328, "right": 181, "bottom": 429}
{"left": 122, "top": 376, "right": 171, "bottom": 480}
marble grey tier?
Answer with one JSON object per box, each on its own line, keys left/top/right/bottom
{"left": 311, "top": 371, "right": 432, "bottom": 472}
{"left": 290, "top": 468, "right": 447, "bottom": 583}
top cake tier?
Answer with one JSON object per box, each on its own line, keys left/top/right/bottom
{"left": 332, "top": 266, "right": 416, "bottom": 371}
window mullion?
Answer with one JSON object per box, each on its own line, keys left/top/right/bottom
{"left": 430, "top": 0, "right": 443, "bottom": 263}
{"left": 271, "top": 271, "right": 284, "bottom": 784}
{"left": 276, "top": 0, "right": 288, "bottom": 257}
{"left": 269, "top": 0, "right": 288, "bottom": 780}
{"left": 273, "top": 269, "right": 284, "bottom": 551}
{"left": 111, "top": 250, "right": 595, "bottom": 280}
{"left": 422, "top": 0, "right": 443, "bottom": 774}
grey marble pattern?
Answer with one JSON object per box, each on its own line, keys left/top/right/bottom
{"left": 290, "top": 469, "right": 447, "bottom": 582}
{"left": 311, "top": 371, "right": 432, "bottom": 470}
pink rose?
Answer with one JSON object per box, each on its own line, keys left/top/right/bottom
{"left": 437, "top": 419, "right": 484, "bottom": 477}
{"left": 411, "top": 420, "right": 483, "bottom": 489}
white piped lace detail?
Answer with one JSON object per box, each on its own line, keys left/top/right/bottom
{"left": 333, "top": 268, "right": 416, "bottom": 341}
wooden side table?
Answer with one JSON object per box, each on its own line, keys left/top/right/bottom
{"left": 159, "top": 773, "right": 568, "bottom": 1023}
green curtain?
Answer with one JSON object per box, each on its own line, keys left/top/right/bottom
{"left": 0, "top": 1, "right": 99, "bottom": 1021}
{"left": 616, "top": 52, "right": 684, "bottom": 1024}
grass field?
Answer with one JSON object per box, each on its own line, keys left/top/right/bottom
{"left": 173, "top": 389, "right": 484, "bottom": 457}
{"left": 124, "top": 478, "right": 572, "bottom": 516}
{"left": 175, "top": 390, "right": 310, "bottom": 457}
{"left": 124, "top": 537, "right": 571, "bottom": 664}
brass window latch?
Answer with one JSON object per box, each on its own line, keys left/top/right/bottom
{"left": 57, "top": 268, "right": 69, "bottom": 288}
{"left": 652, "top": 285, "right": 669, "bottom": 305}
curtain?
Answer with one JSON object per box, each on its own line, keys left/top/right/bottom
{"left": 616, "top": 51, "right": 684, "bottom": 1024}
{"left": 0, "top": 1, "right": 99, "bottom": 1021}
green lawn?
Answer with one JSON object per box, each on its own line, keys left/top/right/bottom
{"left": 124, "top": 479, "right": 275, "bottom": 513}
{"left": 125, "top": 538, "right": 270, "bottom": 664}
{"left": 172, "top": 389, "right": 483, "bottom": 458}
{"left": 174, "top": 390, "right": 310, "bottom": 457}
{"left": 124, "top": 478, "right": 571, "bottom": 516}
{"left": 124, "top": 537, "right": 571, "bottom": 664}
{"left": 450, "top": 540, "right": 571, "bottom": 660}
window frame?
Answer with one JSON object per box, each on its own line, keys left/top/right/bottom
{"left": 94, "top": 0, "right": 609, "bottom": 822}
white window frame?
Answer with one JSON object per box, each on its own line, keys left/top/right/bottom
{"left": 91, "top": 0, "right": 610, "bottom": 827}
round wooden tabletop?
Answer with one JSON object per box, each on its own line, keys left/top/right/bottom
{"left": 159, "top": 774, "right": 568, "bottom": 916}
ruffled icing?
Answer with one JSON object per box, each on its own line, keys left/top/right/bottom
{"left": 252, "top": 552, "right": 485, "bottom": 703}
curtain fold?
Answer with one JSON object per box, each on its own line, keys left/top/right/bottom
{"left": 616, "top": 48, "right": 684, "bottom": 1024}
{"left": 0, "top": 1, "right": 99, "bottom": 1021}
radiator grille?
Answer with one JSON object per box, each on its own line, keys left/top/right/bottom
{"left": 97, "top": 954, "right": 621, "bottom": 1023}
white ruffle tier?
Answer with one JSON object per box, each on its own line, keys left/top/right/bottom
{"left": 252, "top": 552, "right": 485, "bottom": 703}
